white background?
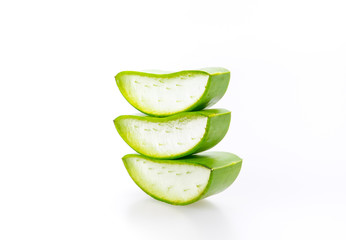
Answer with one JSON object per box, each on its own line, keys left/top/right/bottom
{"left": 1, "top": 0, "right": 346, "bottom": 239}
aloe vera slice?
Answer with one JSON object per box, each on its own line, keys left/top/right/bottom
{"left": 122, "top": 151, "right": 242, "bottom": 205}
{"left": 114, "top": 109, "right": 231, "bottom": 159}
{"left": 115, "top": 67, "right": 230, "bottom": 117}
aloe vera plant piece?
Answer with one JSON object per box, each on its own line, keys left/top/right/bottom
{"left": 123, "top": 151, "right": 242, "bottom": 205}
{"left": 114, "top": 109, "right": 231, "bottom": 159}
{"left": 115, "top": 67, "right": 230, "bottom": 117}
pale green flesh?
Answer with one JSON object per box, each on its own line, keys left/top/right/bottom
{"left": 124, "top": 156, "right": 210, "bottom": 203}
{"left": 114, "top": 109, "right": 231, "bottom": 159}
{"left": 123, "top": 152, "right": 242, "bottom": 205}
{"left": 117, "top": 72, "right": 208, "bottom": 116}
{"left": 116, "top": 115, "right": 207, "bottom": 158}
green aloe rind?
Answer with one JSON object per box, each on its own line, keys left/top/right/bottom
{"left": 114, "top": 109, "right": 231, "bottom": 159}
{"left": 122, "top": 151, "right": 242, "bottom": 205}
{"left": 115, "top": 67, "right": 230, "bottom": 117}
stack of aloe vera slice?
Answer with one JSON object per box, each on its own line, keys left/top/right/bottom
{"left": 114, "top": 67, "right": 242, "bottom": 205}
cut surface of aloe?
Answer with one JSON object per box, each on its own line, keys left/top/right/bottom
{"left": 115, "top": 67, "right": 230, "bottom": 116}
{"left": 114, "top": 109, "right": 231, "bottom": 159}
{"left": 123, "top": 152, "right": 242, "bottom": 205}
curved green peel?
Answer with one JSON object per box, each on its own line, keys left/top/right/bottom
{"left": 115, "top": 67, "right": 230, "bottom": 117}
{"left": 114, "top": 109, "right": 231, "bottom": 159}
{"left": 122, "top": 152, "right": 242, "bottom": 205}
